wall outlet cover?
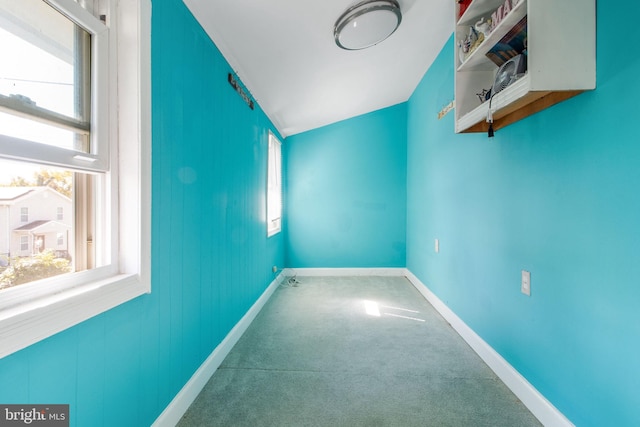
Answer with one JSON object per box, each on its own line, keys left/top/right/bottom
{"left": 521, "top": 270, "right": 531, "bottom": 296}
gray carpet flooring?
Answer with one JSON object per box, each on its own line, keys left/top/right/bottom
{"left": 177, "top": 275, "right": 542, "bottom": 427}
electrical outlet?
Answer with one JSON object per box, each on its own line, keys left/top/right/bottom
{"left": 521, "top": 270, "right": 531, "bottom": 296}
{"left": 434, "top": 239, "right": 439, "bottom": 253}
{"left": 272, "top": 265, "right": 278, "bottom": 273}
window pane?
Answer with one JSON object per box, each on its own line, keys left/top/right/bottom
{"left": 0, "top": 158, "right": 84, "bottom": 290}
{"left": 0, "top": 111, "right": 82, "bottom": 151}
{"left": 0, "top": 0, "right": 90, "bottom": 152}
{"left": 267, "top": 134, "right": 282, "bottom": 236}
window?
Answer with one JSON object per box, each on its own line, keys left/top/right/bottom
{"left": 0, "top": 0, "right": 102, "bottom": 284}
{"left": 0, "top": 0, "right": 151, "bottom": 358}
{"left": 267, "top": 132, "right": 282, "bottom": 237}
{"left": 20, "top": 236, "right": 29, "bottom": 251}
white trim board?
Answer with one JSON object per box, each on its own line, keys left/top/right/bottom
{"left": 288, "top": 267, "right": 406, "bottom": 277}
{"left": 151, "top": 272, "right": 284, "bottom": 427}
{"left": 403, "top": 269, "right": 574, "bottom": 427}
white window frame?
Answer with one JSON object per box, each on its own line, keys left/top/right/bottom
{"left": 0, "top": 0, "right": 109, "bottom": 172}
{"left": 57, "top": 206, "right": 64, "bottom": 220}
{"left": 267, "top": 132, "right": 282, "bottom": 237}
{"left": 20, "top": 207, "right": 28, "bottom": 223}
{"left": 0, "top": 0, "right": 151, "bottom": 359}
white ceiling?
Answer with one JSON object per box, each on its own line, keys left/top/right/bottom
{"left": 182, "top": 0, "right": 454, "bottom": 137}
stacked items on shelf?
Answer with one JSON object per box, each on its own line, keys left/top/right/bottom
{"left": 456, "top": 0, "right": 525, "bottom": 66}
{"left": 457, "top": 27, "right": 484, "bottom": 64}
{"left": 486, "top": 15, "right": 527, "bottom": 66}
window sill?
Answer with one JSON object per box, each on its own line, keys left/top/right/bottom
{"left": 0, "top": 273, "right": 149, "bottom": 359}
{"left": 267, "top": 228, "right": 281, "bottom": 238}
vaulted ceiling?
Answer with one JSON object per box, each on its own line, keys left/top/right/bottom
{"left": 182, "top": 0, "right": 453, "bottom": 137}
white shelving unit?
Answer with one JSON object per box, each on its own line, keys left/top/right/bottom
{"left": 454, "top": 0, "right": 595, "bottom": 134}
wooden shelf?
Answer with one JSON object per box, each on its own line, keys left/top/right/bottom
{"left": 454, "top": 0, "right": 595, "bottom": 134}
{"left": 456, "top": 73, "right": 530, "bottom": 132}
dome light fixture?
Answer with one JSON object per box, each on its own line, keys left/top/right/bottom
{"left": 334, "top": 0, "right": 402, "bottom": 50}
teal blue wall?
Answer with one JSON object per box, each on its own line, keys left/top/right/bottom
{"left": 285, "top": 105, "right": 407, "bottom": 268}
{"left": 1, "top": 0, "right": 635, "bottom": 425}
{"left": 407, "top": 5, "right": 640, "bottom": 426}
{"left": 0, "top": 1, "right": 284, "bottom": 425}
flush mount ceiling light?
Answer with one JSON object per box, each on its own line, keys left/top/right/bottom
{"left": 334, "top": 0, "right": 402, "bottom": 50}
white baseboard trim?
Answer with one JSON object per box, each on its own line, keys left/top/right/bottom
{"left": 403, "top": 269, "right": 574, "bottom": 427}
{"left": 151, "top": 272, "right": 284, "bottom": 427}
{"left": 289, "top": 267, "right": 406, "bottom": 277}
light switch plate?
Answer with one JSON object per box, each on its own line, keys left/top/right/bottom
{"left": 521, "top": 270, "right": 531, "bottom": 296}
{"left": 434, "top": 239, "right": 439, "bottom": 253}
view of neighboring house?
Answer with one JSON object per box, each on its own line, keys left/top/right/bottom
{"left": 0, "top": 186, "right": 72, "bottom": 263}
